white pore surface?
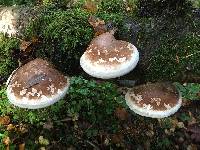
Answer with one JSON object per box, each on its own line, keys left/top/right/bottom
{"left": 125, "top": 93, "right": 182, "bottom": 118}
{"left": 80, "top": 45, "right": 139, "bottom": 79}
{"left": 6, "top": 83, "right": 70, "bottom": 109}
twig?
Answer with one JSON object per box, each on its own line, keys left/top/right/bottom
{"left": 85, "top": 140, "right": 100, "bottom": 150}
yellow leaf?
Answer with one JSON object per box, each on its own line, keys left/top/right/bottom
{"left": 0, "top": 116, "right": 10, "bottom": 125}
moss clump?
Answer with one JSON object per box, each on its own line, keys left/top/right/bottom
{"left": 136, "top": 0, "right": 192, "bottom": 17}
{"left": 137, "top": 15, "right": 200, "bottom": 82}
{"left": 98, "top": 0, "right": 137, "bottom": 14}
{"left": 24, "top": 1, "right": 135, "bottom": 74}
{"left": 0, "top": 34, "right": 19, "bottom": 81}
{"left": 24, "top": 7, "right": 93, "bottom": 74}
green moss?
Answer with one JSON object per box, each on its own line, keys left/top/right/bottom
{"left": 136, "top": 0, "right": 192, "bottom": 17}
{"left": 23, "top": 2, "right": 133, "bottom": 74}
{"left": 24, "top": 7, "right": 93, "bottom": 74}
{"left": 137, "top": 15, "right": 200, "bottom": 82}
{"left": 0, "top": 34, "right": 19, "bottom": 80}
{"left": 98, "top": 0, "right": 137, "bottom": 14}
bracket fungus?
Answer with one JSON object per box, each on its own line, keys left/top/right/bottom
{"left": 6, "top": 58, "right": 70, "bottom": 109}
{"left": 125, "top": 82, "right": 182, "bottom": 118}
{"left": 80, "top": 31, "right": 139, "bottom": 79}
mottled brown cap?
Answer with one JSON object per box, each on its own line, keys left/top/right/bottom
{"left": 127, "top": 82, "right": 180, "bottom": 111}
{"left": 85, "top": 32, "right": 135, "bottom": 66}
{"left": 7, "top": 58, "right": 68, "bottom": 100}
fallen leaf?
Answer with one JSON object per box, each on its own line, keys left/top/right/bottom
{"left": 19, "top": 143, "right": 25, "bottom": 150}
{"left": 17, "top": 123, "right": 28, "bottom": 134}
{"left": 83, "top": 0, "right": 98, "bottom": 13}
{"left": 31, "top": 36, "right": 40, "bottom": 44}
{"left": 187, "top": 144, "right": 198, "bottom": 150}
{"left": 0, "top": 116, "right": 10, "bottom": 125}
{"left": 115, "top": 107, "right": 128, "bottom": 121}
{"left": 88, "top": 16, "right": 107, "bottom": 36}
{"left": 38, "top": 136, "right": 50, "bottom": 146}
{"left": 20, "top": 40, "right": 32, "bottom": 52}
{"left": 182, "top": 99, "right": 192, "bottom": 106}
{"left": 3, "top": 136, "right": 10, "bottom": 145}
{"left": 43, "top": 121, "right": 53, "bottom": 130}
{"left": 191, "top": 133, "right": 200, "bottom": 143}
{"left": 111, "top": 133, "right": 124, "bottom": 144}
{"left": 177, "top": 122, "right": 185, "bottom": 129}
{"left": 187, "top": 124, "right": 200, "bottom": 134}
{"left": 165, "top": 128, "right": 175, "bottom": 135}
{"left": 145, "top": 130, "right": 154, "bottom": 138}
{"left": 39, "top": 147, "right": 46, "bottom": 150}
{"left": 188, "top": 111, "right": 197, "bottom": 126}
{"left": 187, "top": 124, "right": 200, "bottom": 143}
{"left": 6, "top": 124, "right": 16, "bottom": 131}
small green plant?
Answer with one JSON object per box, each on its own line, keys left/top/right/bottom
{"left": 175, "top": 82, "right": 200, "bottom": 100}
{"left": 0, "top": 76, "right": 126, "bottom": 147}
{"left": 160, "top": 118, "right": 173, "bottom": 129}
{"left": 190, "top": 0, "right": 200, "bottom": 8}
{"left": 0, "top": 76, "right": 125, "bottom": 127}
{"left": 0, "top": 128, "right": 7, "bottom": 149}
{"left": 178, "top": 112, "right": 192, "bottom": 122}
{"left": 156, "top": 138, "right": 172, "bottom": 149}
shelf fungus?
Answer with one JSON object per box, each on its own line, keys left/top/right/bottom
{"left": 6, "top": 58, "right": 70, "bottom": 109}
{"left": 125, "top": 82, "right": 182, "bottom": 118}
{"left": 80, "top": 31, "right": 139, "bottom": 79}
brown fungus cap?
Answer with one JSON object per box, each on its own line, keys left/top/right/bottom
{"left": 125, "top": 82, "right": 182, "bottom": 118}
{"left": 6, "top": 58, "right": 70, "bottom": 109}
{"left": 85, "top": 32, "right": 133, "bottom": 66}
{"left": 80, "top": 32, "right": 139, "bottom": 79}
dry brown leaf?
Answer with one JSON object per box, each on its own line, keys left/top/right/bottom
{"left": 38, "top": 136, "right": 50, "bottom": 145}
{"left": 115, "top": 107, "right": 128, "bottom": 121}
{"left": 19, "top": 143, "right": 25, "bottom": 150}
{"left": 145, "top": 130, "right": 154, "bottom": 138}
{"left": 187, "top": 124, "right": 200, "bottom": 143}
{"left": 188, "top": 111, "right": 197, "bottom": 126}
{"left": 88, "top": 16, "right": 107, "bottom": 36}
{"left": 111, "top": 133, "right": 124, "bottom": 144}
{"left": 17, "top": 124, "right": 28, "bottom": 134}
{"left": 171, "top": 118, "right": 186, "bottom": 129}
{"left": 31, "top": 36, "right": 40, "bottom": 44}
{"left": 182, "top": 99, "right": 192, "bottom": 106}
{"left": 43, "top": 121, "right": 53, "bottom": 130}
{"left": 20, "top": 40, "right": 32, "bottom": 52}
{"left": 187, "top": 144, "right": 198, "bottom": 150}
{"left": 3, "top": 136, "right": 10, "bottom": 146}
{"left": 6, "top": 124, "right": 16, "bottom": 131}
{"left": 83, "top": 0, "right": 98, "bottom": 13}
{"left": 165, "top": 128, "right": 175, "bottom": 135}
{"left": 0, "top": 116, "right": 10, "bottom": 125}
{"left": 197, "top": 92, "right": 200, "bottom": 98}
{"left": 187, "top": 124, "right": 200, "bottom": 134}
